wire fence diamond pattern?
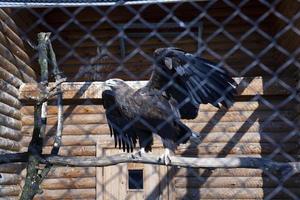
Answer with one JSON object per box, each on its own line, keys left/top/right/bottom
{"left": 2, "top": 0, "right": 299, "bottom": 199}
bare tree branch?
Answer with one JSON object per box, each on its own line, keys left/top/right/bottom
{"left": 44, "top": 154, "right": 300, "bottom": 173}
{"left": 48, "top": 40, "right": 64, "bottom": 154}
{"left": 24, "top": 78, "right": 66, "bottom": 104}
{"left": 19, "top": 32, "right": 51, "bottom": 200}
{"left": 47, "top": 77, "right": 67, "bottom": 94}
{"left": 19, "top": 32, "right": 66, "bottom": 200}
{"left": 0, "top": 153, "right": 299, "bottom": 175}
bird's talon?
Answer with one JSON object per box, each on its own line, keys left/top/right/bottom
{"left": 132, "top": 148, "right": 146, "bottom": 158}
{"left": 159, "top": 150, "right": 172, "bottom": 165}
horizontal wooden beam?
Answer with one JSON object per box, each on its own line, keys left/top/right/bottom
{"left": 20, "top": 101, "right": 298, "bottom": 115}
{"left": 19, "top": 77, "right": 295, "bottom": 101}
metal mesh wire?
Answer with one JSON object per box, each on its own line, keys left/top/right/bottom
{"left": 3, "top": 0, "right": 300, "bottom": 199}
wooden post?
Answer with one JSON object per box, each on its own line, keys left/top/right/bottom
{"left": 19, "top": 32, "right": 50, "bottom": 200}
{"left": 48, "top": 37, "right": 64, "bottom": 155}
{"left": 19, "top": 31, "right": 66, "bottom": 200}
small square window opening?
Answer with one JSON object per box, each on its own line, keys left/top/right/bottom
{"left": 128, "top": 169, "right": 143, "bottom": 190}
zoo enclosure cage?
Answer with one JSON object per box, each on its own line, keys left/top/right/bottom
{"left": 0, "top": 0, "right": 299, "bottom": 199}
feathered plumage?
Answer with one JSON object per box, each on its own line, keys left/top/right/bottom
{"left": 102, "top": 47, "right": 237, "bottom": 164}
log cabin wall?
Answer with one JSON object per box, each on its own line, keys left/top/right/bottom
{"left": 6, "top": 0, "right": 300, "bottom": 199}
{"left": 0, "top": 8, "right": 36, "bottom": 199}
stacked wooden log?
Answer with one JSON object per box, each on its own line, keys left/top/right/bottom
{"left": 19, "top": 76, "right": 299, "bottom": 199}
{"left": 0, "top": 8, "right": 36, "bottom": 200}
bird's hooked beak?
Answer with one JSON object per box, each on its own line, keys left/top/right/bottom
{"left": 103, "top": 79, "right": 118, "bottom": 91}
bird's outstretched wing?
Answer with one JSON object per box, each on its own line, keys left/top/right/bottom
{"left": 102, "top": 90, "right": 137, "bottom": 152}
{"left": 148, "top": 47, "right": 237, "bottom": 119}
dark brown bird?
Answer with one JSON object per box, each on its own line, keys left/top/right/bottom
{"left": 102, "top": 47, "right": 237, "bottom": 165}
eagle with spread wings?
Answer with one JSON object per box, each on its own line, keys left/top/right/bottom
{"left": 102, "top": 47, "right": 237, "bottom": 165}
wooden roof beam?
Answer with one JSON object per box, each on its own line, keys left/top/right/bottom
{"left": 19, "top": 77, "right": 295, "bottom": 101}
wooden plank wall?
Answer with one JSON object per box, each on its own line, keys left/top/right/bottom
{"left": 15, "top": 1, "right": 300, "bottom": 199}
{"left": 0, "top": 8, "right": 36, "bottom": 199}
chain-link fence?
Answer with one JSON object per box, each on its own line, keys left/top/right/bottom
{"left": 1, "top": 0, "right": 299, "bottom": 199}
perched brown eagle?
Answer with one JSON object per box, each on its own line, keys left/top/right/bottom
{"left": 102, "top": 47, "right": 237, "bottom": 164}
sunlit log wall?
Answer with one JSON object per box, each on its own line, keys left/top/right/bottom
{"left": 0, "top": 8, "right": 36, "bottom": 199}
{"left": 2, "top": 0, "right": 299, "bottom": 199}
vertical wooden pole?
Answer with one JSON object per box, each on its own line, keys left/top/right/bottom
{"left": 48, "top": 39, "right": 63, "bottom": 155}
{"left": 19, "top": 32, "right": 50, "bottom": 200}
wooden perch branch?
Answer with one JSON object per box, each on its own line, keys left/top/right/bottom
{"left": 0, "top": 153, "right": 299, "bottom": 175}
{"left": 43, "top": 154, "right": 297, "bottom": 172}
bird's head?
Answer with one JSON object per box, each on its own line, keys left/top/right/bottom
{"left": 153, "top": 47, "right": 186, "bottom": 69}
{"left": 154, "top": 47, "right": 185, "bottom": 57}
{"left": 103, "top": 78, "right": 127, "bottom": 91}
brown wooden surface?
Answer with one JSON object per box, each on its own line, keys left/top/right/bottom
{"left": 34, "top": 0, "right": 278, "bottom": 82}
{"left": 0, "top": 163, "right": 25, "bottom": 174}
{"left": 21, "top": 128, "right": 298, "bottom": 147}
{"left": 21, "top": 120, "right": 296, "bottom": 139}
{"left": 0, "top": 19, "right": 25, "bottom": 51}
{"left": 0, "top": 79, "right": 19, "bottom": 98}
{"left": 41, "top": 177, "right": 96, "bottom": 189}
{"left": 0, "top": 173, "right": 22, "bottom": 185}
{"left": 0, "top": 31, "right": 30, "bottom": 64}
{"left": 0, "top": 53, "right": 33, "bottom": 83}
{"left": 0, "top": 113, "right": 22, "bottom": 130}
{"left": 175, "top": 188, "right": 300, "bottom": 199}
{"left": 19, "top": 136, "right": 299, "bottom": 157}
{"left": 0, "top": 102, "right": 21, "bottom": 120}
{"left": 19, "top": 76, "right": 297, "bottom": 100}
{"left": 33, "top": 189, "right": 96, "bottom": 199}
{"left": 0, "top": 42, "right": 35, "bottom": 78}
{"left": 0, "top": 126, "right": 21, "bottom": 141}
{"left": 176, "top": 143, "right": 299, "bottom": 155}
{"left": 176, "top": 168, "right": 264, "bottom": 177}
{"left": 20, "top": 101, "right": 298, "bottom": 115}
{"left": 0, "top": 197, "right": 19, "bottom": 200}
{"left": 0, "top": 90, "right": 21, "bottom": 109}
{"left": 21, "top": 135, "right": 98, "bottom": 147}
{"left": 0, "top": 8, "right": 36, "bottom": 199}
{"left": 20, "top": 110, "right": 297, "bottom": 126}
{"left": 0, "top": 137, "right": 20, "bottom": 151}
{"left": 174, "top": 176, "right": 300, "bottom": 188}
{"left": 0, "top": 67, "right": 23, "bottom": 88}
{"left": 46, "top": 167, "right": 95, "bottom": 178}
{"left": 0, "top": 185, "right": 21, "bottom": 197}
{"left": 28, "top": 146, "right": 96, "bottom": 157}
{"left": 44, "top": 1, "right": 267, "bottom": 24}
{"left": 0, "top": 10, "right": 19, "bottom": 33}
{"left": 275, "top": 0, "right": 300, "bottom": 58}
